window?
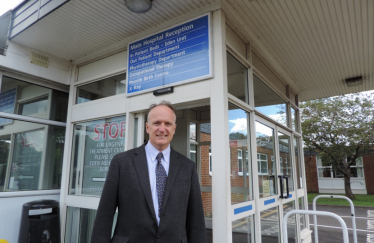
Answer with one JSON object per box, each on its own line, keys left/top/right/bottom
{"left": 254, "top": 75, "right": 288, "bottom": 127}
{"left": 65, "top": 207, "right": 118, "bottom": 243}
{"left": 76, "top": 73, "right": 126, "bottom": 104}
{"left": 190, "top": 122, "right": 196, "bottom": 141}
{"left": 227, "top": 52, "right": 248, "bottom": 103}
{"left": 291, "top": 107, "right": 298, "bottom": 131}
{"left": 18, "top": 96, "right": 48, "bottom": 118}
{"left": 69, "top": 115, "right": 126, "bottom": 196}
{"left": 0, "top": 120, "right": 65, "bottom": 192}
{"left": 316, "top": 157, "right": 364, "bottom": 178}
{"left": 280, "top": 157, "right": 283, "bottom": 173}
{"left": 257, "top": 153, "right": 268, "bottom": 175}
{"left": 229, "top": 103, "right": 252, "bottom": 203}
{"left": 190, "top": 144, "right": 196, "bottom": 163}
{"left": 237, "top": 149, "right": 243, "bottom": 174}
{"left": 0, "top": 76, "right": 68, "bottom": 192}
{"left": 209, "top": 150, "right": 212, "bottom": 176}
{"left": 0, "top": 76, "right": 68, "bottom": 122}
{"left": 256, "top": 121, "right": 276, "bottom": 198}
{"left": 294, "top": 136, "right": 303, "bottom": 188}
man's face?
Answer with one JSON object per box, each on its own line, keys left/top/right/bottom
{"left": 146, "top": 105, "right": 177, "bottom": 151}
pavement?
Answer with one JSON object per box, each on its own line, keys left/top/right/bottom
{"left": 309, "top": 204, "right": 374, "bottom": 243}
{"left": 206, "top": 204, "right": 374, "bottom": 242}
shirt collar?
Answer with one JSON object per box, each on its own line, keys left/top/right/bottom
{"left": 146, "top": 141, "right": 170, "bottom": 164}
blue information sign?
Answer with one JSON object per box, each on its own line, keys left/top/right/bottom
{"left": 0, "top": 87, "right": 17, "bottom": 126}
{"left": 127, "top": 14, "right": 211, "bottom": 95}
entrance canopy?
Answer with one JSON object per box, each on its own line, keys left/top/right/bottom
{"left": 8, "top": 0, "right": 374, "bottom": 101}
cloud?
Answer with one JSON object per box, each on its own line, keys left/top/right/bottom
{"left": 229, "top": 118, "right": 247, "bottom": 134}
{"left": 268, "top": 113, "right": 287, "bottom": 124}
{"left": 255, "top": 122, "right": 273, "bottom": 137}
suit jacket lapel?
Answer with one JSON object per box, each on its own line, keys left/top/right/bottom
{"left": 132, "top": 145, "right": 157, "bottom": 222}
{"left": 162, "top": 148, "right": 182, "bottom": 212}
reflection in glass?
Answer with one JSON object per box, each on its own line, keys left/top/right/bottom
{"left": 19, "top": 96, "right": 48, "bottom": 117}
{"left": 227, "top": 52, "right": 248, "bottom": 103}
{"left": 278, "top": 132, "right": 293, "bottom": 192}
{"left": 65, "top": 207, "right": 118, "bottom": 243}
{"left": 190, "top": 122, "right": 196, "bottom": 141}
{"left": 69, "top": 116, "right": 126, "bottom": 196}
{"left": 229, "top": 103, "right": 252, "bottom": 204}
{"left": 0, "top": 76, "right": 69, "bottom": 122}
{"left": 261, "top": 206, "right": 280, "bottom": 242}
{"left": 0, "top": 119, "right": 65, "bottom": 192}
{"left": 254, "top": 75, "right": 288, "bottom": 127}
{"left": 200, "top": 123, "right": 211, "bottom": 142}
{"left": 283, "top": 201, "right": 297, "bottom": 243}
{"left": 256, "top": 122, "right": 277, "bottom": 198}
{"left": 294, "top": 136, "right": 303, "bottom": 189}
{"left": 299, "top": 197, "right": 306, "bottom": 230}
{"left": 200, "top": 143, "right": 213, "bottom": 240}
{"left": 76, "top": 73, "right": 126, "bottom": 104}
{"left": 291, "top": 107, "right": 298, "bottom": 131}
{"left": 232, "top": 215, "right": 254, "bottom": 242}
{"left": 0, "top": 135, "right": 11, "bottom": 191}
{"left": 190, "top": 144, "right": 197, "bottom": 163}
{"left": 134, "top": 117, "right": 138, "bottom": 147}
{"left": 318, "top": 167, "right": 331, "bottom": 178}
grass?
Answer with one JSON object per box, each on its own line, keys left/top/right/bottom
{"left": 307, "top": 193, "right": 374, "bottom": 207}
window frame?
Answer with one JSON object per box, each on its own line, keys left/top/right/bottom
{"left": 257, "top": 152, "right": 268, "bottom": 175}
{"left": 316, "top": 157, "right": 364, "bottom": 179}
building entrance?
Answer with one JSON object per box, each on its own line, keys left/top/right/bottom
{"left": 255, "top": 116, "right": 299, "bottom": 243}
{"left": 143, "top": 104, "right": 214, "bottom": 241}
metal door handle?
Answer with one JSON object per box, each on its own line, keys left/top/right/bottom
{"left": 278, "top": 175, "right": 284, "bottom": 198}
{"left": 283, "top": 175, "right": 289, "bottom": 198}
{"left": 278, "top": 175, "right": 289, "bottom": 199}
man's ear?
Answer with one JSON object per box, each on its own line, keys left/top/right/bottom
{"left": 145, "top": 122, "right": 149, "bottom": 133}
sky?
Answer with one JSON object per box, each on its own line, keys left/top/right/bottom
{"left": 0, "top": 0, "right": 24, "bottom": 16}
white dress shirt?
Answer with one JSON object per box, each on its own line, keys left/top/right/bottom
{"left": 145, "top": 141, "right": 170, "bottom": 225}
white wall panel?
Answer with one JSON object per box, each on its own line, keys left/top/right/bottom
{"left": 252, "top": 53, "right": 286, "bottom": 97}
{"left": 226, "top": 25, "right": 246, "bottom": 58}
{"left": 71, "top": 79, "right": 211, "bottom": 123}
{"left": 77, "top": 51, "right": 127, "bottom": 82}
{"left": 0, "top": 42, "right": 70, "bottom": 85}
{"left": 318, "top": 178, "right": 366, "bottom": 190}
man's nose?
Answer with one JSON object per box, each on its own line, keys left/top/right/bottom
{"left": 159, "top": 123, "right": 166, "bottom": 132}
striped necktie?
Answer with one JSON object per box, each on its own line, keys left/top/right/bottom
{"left": 156, "top": 152, "right": 167, "bottom": 217}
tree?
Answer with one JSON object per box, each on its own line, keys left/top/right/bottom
{"left": 301, "top": 92, "right": 374, "bottom": 199}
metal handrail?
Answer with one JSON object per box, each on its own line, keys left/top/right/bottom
{"left": 283, "top": 210, "right": 349, "bottom": 243}
{"left": 313, "top": 195, "right": 357, "bottom": 243}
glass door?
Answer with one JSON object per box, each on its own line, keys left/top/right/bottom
{"left": 277, "top": 127, "right": 297, "bottom": 243}
{"left": 255, "top": 117, "right": 298, "bottom": 243}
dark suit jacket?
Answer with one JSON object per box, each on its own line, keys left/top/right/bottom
{"left": 90, "top": 144, "right": 207, "bottom": 243}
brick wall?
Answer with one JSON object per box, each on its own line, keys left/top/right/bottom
{"left": 363, "top": 154, "right": 374, "bottom": 195}
{"left": 304, "top": 155, "right": 319, "bottom": 193}
{"left": 201, "top": 192, "right": 212, "bottom": 217}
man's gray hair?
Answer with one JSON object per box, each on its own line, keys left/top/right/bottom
{"left": 147, "top": 100, "right": 177, "bottom": 123}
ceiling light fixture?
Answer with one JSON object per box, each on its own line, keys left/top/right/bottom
{"left": 125, "top": 0, "right": 153, "bottom": 13}
{"left": 345, "top": 76, "right": 363, "bottom": 87}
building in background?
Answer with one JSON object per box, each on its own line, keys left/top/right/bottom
{"left": 304, "top": 151, "right": 374, "bottom": 195}
{"left": 0, "top": 0, "right": 372, "bottom": 242}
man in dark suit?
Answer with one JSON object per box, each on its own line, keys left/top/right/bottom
{"left": 91, "top": 101, "right": 207, "bottom": 243}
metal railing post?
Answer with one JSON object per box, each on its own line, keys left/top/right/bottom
{"left": 312, "top": 195, "right": 357, "bottom": 243}
{"left": 283, "top": 210, "right": 349, "bottom": 243}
